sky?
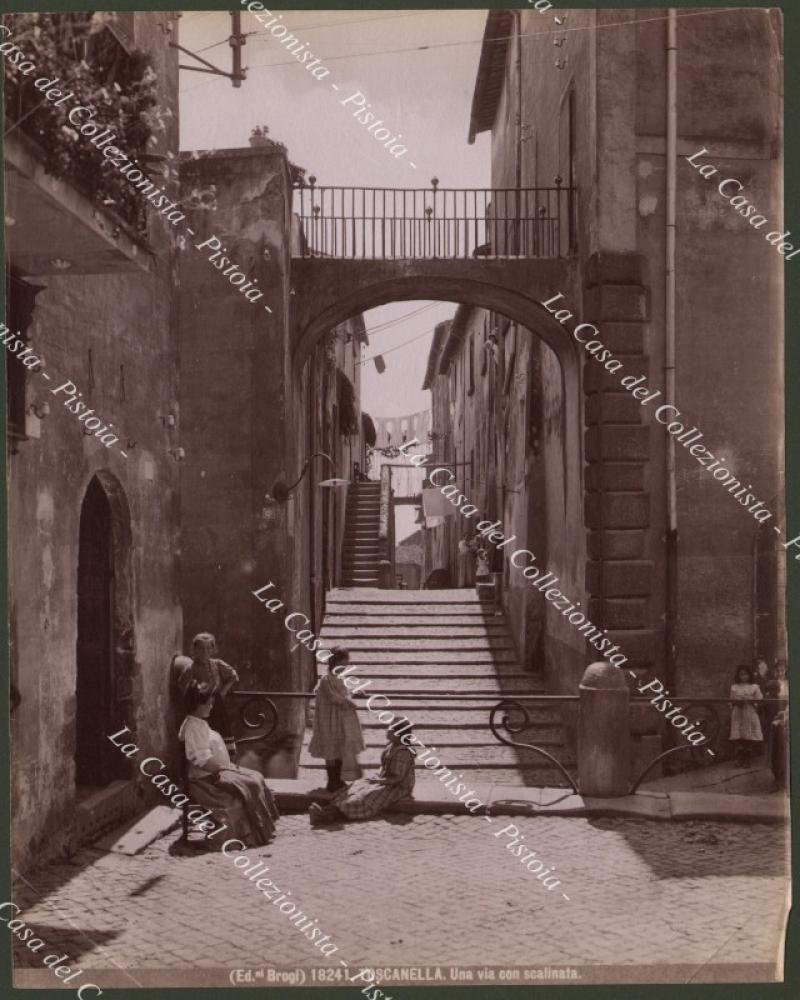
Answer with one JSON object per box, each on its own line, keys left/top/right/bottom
{"left": 178, "top": 8, "right": 491, "bottom": 418}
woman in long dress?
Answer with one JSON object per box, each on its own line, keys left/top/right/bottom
{"left": 179, "top": 680, "right": 279, "bottom": 846}
{"left": 729, "top": 665, "right": 764, "bottom": 765}
{"left": 309, "top": 726, "right": 416, "bottom": 825}
{"left": 308, "top": 647, "right": 365, "bottom": 792}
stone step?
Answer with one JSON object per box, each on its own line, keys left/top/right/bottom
{"left": 317, "top": 637, "right": 515, "bottom": 651}
{"left": 325, "top": 606, "right": 503, "bottom": 619}
{"left": 321, "top": 625, "right": 510, "bottom": 639}
{"left": 342, "top": 651, "right": 518, "bottom": 664}
{"left": 322, "top": 616, "right": 509, "bottom": 629}
{"left": 342, "top": 663, "right": 534, "bottom": 678}
{"left": 298, "top": 744, "right": 574, "bottom": 769}
{"left": 307, "top": 585, "right": 569, "bottom": 788}
{"left": 356, "top": 726, "right": 566, "bottom": 747}
{"left": 328, "top": 588, "right": 485, "bottom": 603}
{"left": 295, "top": 766, "right": 573, "bottom": 790}
{"left": 346, "top": 706, "right": 561, "bottom": 727}
{"left": 346, "top": 676, "right": 536, "bottom": 693}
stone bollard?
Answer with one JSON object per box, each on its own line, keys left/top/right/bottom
{"left": 577, "top": 660, "right": 630, "bottom": 796}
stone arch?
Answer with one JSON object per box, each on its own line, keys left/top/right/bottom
{"left": 291, "top": 265, "right": 584, "bottom": 520}
{"left": 292, "top": 264, "right": 581, "bottom": 376}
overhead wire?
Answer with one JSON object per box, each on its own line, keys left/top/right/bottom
{"left": 364, "top": 302, "right": 441, "bottom": 336}
{"left": 358, "top": 324, "right": 441, "bottom": 367}
{"left": 196, "top": 11, "right": 438, "bottom": 54}
{"left": 182, "top": 6, "right": 743, "bottom": 93}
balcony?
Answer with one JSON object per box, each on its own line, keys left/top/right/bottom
{"left": 5, "top": 133, "right": 150, "bottom": 276}
{"left": 294, "top": 178, "right": 576, "bottom": 260}
{"left": 3, "top": 11, "right": 162, "bottom": 275}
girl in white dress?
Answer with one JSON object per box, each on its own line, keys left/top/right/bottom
{"left": 729, "top": 665, "right": 763, "bottom": 765}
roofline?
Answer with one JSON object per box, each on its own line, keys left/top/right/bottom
{"left": 468, "top": 10, "right": 514, "bottom": 144}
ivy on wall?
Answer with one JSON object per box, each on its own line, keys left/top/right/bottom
{"left": 4, "top": 12, "right": 167, "bottom": 233}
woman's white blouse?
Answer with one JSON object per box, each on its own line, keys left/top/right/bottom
{"left": 178, "top": 715, "right": 231, "bottom": 777}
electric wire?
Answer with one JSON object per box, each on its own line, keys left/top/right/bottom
{"left": 364, "top": 302, "right": 440, "bottom": 336}
{"left": 182, "top": 6, "right": 743, "bottom": 93}
{"left": 196, "top": 11, "right": 439, "bottom": 54}
{"left": 358, "top": 324, "right": 440, "bottom": 366}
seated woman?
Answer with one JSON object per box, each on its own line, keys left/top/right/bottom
{"left": 309, "top": 725, "right": 416, "bottom": 825}
{"left": 179, "top": 680, "right": 279, "bottom": 846}
{"left": 173, "top": 632, "right": 239, "bottom": 754}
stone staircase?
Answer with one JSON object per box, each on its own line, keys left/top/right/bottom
{"left": 341, "top": 481, "right": 381, "bottom": 587}
{"left": 298, "top": 588, "right": 575, "bottom": 787}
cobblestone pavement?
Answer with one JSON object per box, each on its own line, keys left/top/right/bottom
{"left": 11, "top": 814, "right": 789, "bottom": 986}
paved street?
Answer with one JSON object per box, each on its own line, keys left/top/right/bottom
{"left": 12, "top": 813, "right": 789, "bottom": 986}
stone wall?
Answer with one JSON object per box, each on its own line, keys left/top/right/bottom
{"left": 178, "top": 144, "right": 293, "bottom": 693}
{"left": 8, "top": 13, "right": 182, "bottom": 872}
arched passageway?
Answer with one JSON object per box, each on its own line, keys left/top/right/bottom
{"left": 291, "top": 257, "right": 580, "bottom": 372}
{"left": 289, "top": 259, "right": 589, "bottom": 687}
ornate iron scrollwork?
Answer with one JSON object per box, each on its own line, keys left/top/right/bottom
{"left": 232, "top": 694, "right": 280, "bottom": 745}
{"left": 628, "top": 700, "right": 725, "bottom": 793}
{"left": 489, "top": 698, "right": 579, "bottom": 794}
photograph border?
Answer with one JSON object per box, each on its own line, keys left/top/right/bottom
{"left": 1, "top": 1, "right": 797, "bottom": 997}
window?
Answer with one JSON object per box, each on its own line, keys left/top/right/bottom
{"left": 5, "top": 272, "right": 45, "bottom": 451}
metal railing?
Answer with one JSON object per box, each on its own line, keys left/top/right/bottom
{"left": 487, "top": 696, "right": 789, "bottom": 797}
{"left": 226, "top": 690, "right": 580, "bottom": 790}
{"left": 489, "top": 696, "right": 580, "bottom": 792}
{"left": 294, "top": 177, "right": 575, "bottom": 259}
{"left": 628, "top": 696, "right": 788, "bottom": 792}
{"left": 228, "top": 690, "right": 788, "bottom": 796}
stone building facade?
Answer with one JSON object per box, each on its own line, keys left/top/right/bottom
{"left": 5, "top": 14, "right": 367, "bottom": 871}
{"left": 5, "top": 12, "right": 183, "bottom": 870}
{"left": 178, "top": 143, "right": 367, "bottom": 722}
{"left": 423, "top": 7, "right": 785, "bottom": 701}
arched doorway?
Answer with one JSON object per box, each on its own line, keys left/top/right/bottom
{"left": 75, "top": 473, "right": 134, "bottom": 788}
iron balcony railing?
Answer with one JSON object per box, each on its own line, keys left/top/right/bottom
{"left": 294, "top": 176, "right": 576, "bottom": 260}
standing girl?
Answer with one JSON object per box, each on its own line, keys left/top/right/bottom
{"left": 174, "top": 633, "right": 239, "bottom": 754}
{"left": 308, "top": 647, "right": 365, "bottom": 792}
{"left": 729, "top": 665, "right": 763, "bottom": 765}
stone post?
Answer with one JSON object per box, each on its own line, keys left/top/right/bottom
{"left": 578, "top": 660, "right": 630, "bottom": 796}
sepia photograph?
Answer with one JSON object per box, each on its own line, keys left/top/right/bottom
{"left": 1, "top": 2, "right": 794, "bottom": 994}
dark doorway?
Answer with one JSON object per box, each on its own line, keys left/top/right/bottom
{"left": 75, "top": 476, "right": 129, "bottom": 787}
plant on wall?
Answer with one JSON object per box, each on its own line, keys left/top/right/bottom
{"left": 4, "top": 12, "right": 167, "bottom": 233}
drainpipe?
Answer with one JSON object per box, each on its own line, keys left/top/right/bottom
{"left": 664, "top": 9, "right": 678, "bottom": 692}
{"left": 515, "top": 9, "right": 523, "bottom": 254}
